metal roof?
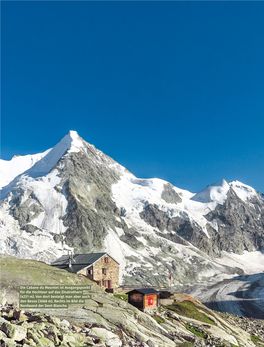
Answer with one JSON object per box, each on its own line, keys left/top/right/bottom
{"left": 51, "top": 252, "right": 119, "bottom": 274}
{"left": 126, "top": 288, "right": 160, "bottom": 295}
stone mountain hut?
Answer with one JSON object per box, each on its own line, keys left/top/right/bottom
{"left": 51, "top": 252, "right": 119, "bottom": 289}
{"left": 126, "top": 288, "right": 160, "bottom": 312}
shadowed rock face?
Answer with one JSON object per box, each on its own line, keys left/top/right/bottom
{"left": 10, "top": 191, "right": 44, "bottom": 233}
{"left": 139, "top": 204, "right": 220, "bottom": 256}
{"left": 161, "top": 183, "right": 182, "bottom": 204}
{"left": 140, "top": 187, "right": 264, "bottom": 257}
{"left": 50, "top": 150, "right": 127, "bottom": 253}
{"left": 205, "top": 188, "right": 264, "bottom": 254}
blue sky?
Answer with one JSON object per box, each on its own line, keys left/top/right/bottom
{"left": 2, "top": 1, "right": 264, "bottom": 193}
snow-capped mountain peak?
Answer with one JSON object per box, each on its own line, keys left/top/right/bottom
{"left": 191, "top": 178, "right": 230, "bottom": 205}
{"left": 230, "top": 180, "right": 259, "bottom": 202}
{"left": 0, "top": 131, "right": 84, "bottom": 192}
{"left": 67, "top": 130, "right": 85, "bottom": 152}
{"left": 25, "top": 131, "right": 85, "bottom": 178}
{"left": 1, "top": 131, "right": 264, "bottom": 288}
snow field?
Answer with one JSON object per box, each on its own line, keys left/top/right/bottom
{"left": 0, "top": 149, "right": 51, "bottom": 189}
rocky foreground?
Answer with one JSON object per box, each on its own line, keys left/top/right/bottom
{"left": 1, "top": 254, "right": 264, "bottom": 347}
{"left": 219, "top": 312, "right": 264, "bottom": 345}
{"left": 1, "top": 293, "right": 264, "bottom": 347}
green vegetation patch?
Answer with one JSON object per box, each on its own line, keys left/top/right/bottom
{"left": 165, "top": 300, "right": 216, "bottom": 325}
{"left": 185, "top": 323, "right": 208, "bottom": 339}
{"left": 251, "top": 334, "right": 264, "bottom": 346}
{"left": 0, "top": 254, "right": 93, "bottom": 288}
{"left": 113, "top": 294, "right": 128, "bottom": 301}
{"left": 251, "top": 335, "right": 259, "bottom": 344}
{"left": 153, "top": 316, "right": 165, "bottom": 324}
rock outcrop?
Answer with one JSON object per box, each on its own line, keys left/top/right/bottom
{"left": 0, "top": 294, "right": 261, "bottom": 347}
{"left": 204, "top": 188, "right": 264, "bottom": 254}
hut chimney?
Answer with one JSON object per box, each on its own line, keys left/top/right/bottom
{"left": 68, "top": 250, "right": 74, "bottom": 268}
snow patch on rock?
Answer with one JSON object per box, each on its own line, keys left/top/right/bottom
{"left": 0, "top": 198, "right": 72, "bottom": 263}
{"left": 111, "top": 171, "right": 227, "bottom": 238}
{"left": 230, "top": 180, "right": 258, "bottom": 202}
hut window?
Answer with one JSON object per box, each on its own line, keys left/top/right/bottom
{"left": 87, "top": 269, "right": 93, "bottom": 275}
{"left": 105, "top": 257, "right": 109, "bottom": 263}
{"left": 102, "top": 268, "right": 107, "bottom": 275}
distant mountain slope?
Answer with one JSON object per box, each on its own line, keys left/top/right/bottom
{"left": 1, "top": 131, "right": 264, "bottom": 287}
{"left": 0, "top": 149, "right": 51, "bottom": 189}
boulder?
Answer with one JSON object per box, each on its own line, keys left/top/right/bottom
{"left": 0, "top": 330, "right": 7, "bottom": 339}
{"left": 90, "top": 327, "right": 122, "bottom": 347}
{"left": 0, "top": 319, "right": 27, "bottom": 341}
{"left": 43, "top": 324, "right": 60, "bottom": 345}
{"left": 13, "top": 309, "right": 28, "bottom": 322}
{"left": 0, "top": 337, "right": 17, "bottom": 347}
{"left": 0, "top": 296, "right": 7, "bottom": 307}
{"left": 46, "top": 315, "right": 61, "bottom": 326}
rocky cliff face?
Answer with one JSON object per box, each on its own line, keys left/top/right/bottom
{"left": 1, "top": 131, "right": 264, "bottom": 287}
{"left": 139, "top": 185, "right": 264, "bottom": 258}
{"left": 205, "top": 188, "right": 264, "bottom": 254}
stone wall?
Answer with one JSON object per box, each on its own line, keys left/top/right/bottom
{"left": 78, "top": 265, "right": 93, "bottom": 280}
{"left": 93, "top": 255, "right": 119, "bottom": 289}
{"left": 77, "top": 255, "right": 119, "bottom": 289}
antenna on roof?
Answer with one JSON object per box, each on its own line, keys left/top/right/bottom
{"left": 67, "top": 250, "right": 75, "bottom": 268}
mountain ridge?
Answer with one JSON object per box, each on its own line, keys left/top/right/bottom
{"left": 1, "top": 131, "right": 264, "bottom": 289}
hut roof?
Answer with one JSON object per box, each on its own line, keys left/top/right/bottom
{"left": 126, "top": 288, "right": 159, "bottom": 295}
{"left": 51, "top": 252, "right": 119, "bottom": 274}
